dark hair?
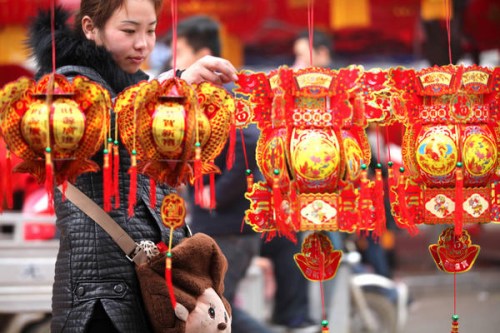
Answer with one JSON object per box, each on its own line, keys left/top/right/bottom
{"left": 168, "top": 15, "right": 221, "bottom": 57}
{"left": 74, "top": 0, "right": 163, "bottom": 37}
{"left": 295, "top": 29, "right": 334, "bottom": 55}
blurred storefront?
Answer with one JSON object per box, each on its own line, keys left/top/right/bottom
{"left": 0, "top": 0, "right": 499, "bottom": 72}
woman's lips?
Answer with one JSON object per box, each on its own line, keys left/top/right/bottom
{"left": 129, "top": 57, "right": 145, "bottom": 64}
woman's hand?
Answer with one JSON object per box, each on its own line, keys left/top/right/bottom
{"left": 180, "top": 55, "right": 238, "bottom": 85}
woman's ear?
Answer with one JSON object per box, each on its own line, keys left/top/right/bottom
{"left": 81, "top": 16, "right": 97, "bottom": 41}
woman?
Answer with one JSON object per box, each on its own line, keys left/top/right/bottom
{"left": 28, "top": 1, "right": 237, "bottom": 332}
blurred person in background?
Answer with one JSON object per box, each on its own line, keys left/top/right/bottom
{"left": 292, "top": 28, "right": 334, "bottom": 69}
{"left": 168, "top": 15, "right": 275, "bottom": 333}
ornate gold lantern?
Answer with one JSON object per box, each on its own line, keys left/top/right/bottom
{"left": 0, "top": 73, "right": 111, "bottom": 210}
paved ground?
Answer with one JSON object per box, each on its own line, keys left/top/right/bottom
{"left": 399, "top": 270, "right": 500, "bottom": 333}
{"left": 393, "top": 223, "right": 500, "bottom": 333}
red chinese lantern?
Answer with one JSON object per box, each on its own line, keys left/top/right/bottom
{"left": 388, "top": 65, "right": 500, "bottom": 236}
{"left": 236, "top": 66, "right": 391, "bottom": 241}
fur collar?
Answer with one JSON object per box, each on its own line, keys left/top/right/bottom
{"left": 28, "top": 7, "right": 148, "bottom": 94}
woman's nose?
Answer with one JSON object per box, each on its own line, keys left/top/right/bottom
{"left": 134, "top": 34, "right": 147, "bottom": 49}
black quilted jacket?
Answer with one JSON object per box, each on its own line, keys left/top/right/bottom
{"left": 28, "top": 8, "right": 187, "bottom": 333}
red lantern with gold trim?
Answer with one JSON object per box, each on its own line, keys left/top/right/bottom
{"left": 236, "top": 66, "right": 390, "bottom": 240}
{"left": 389, "top": 65, "right": 500, "bottom": 235}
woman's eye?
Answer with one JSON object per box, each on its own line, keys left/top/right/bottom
{"left": 123, "top": 30, "right": 135, "bottom": 34}
{"left": 208, "top": 306, "right": 215, "bottom": 319}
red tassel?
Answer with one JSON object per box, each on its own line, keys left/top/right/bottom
{"left": 128, "top": 152, "right": 138, "bottom": 217}
{"left": 209, "top": 169, "right": 216, "bottom": 210}
{"left": 194, "top": 145, "right": 204, "bottom": 206}
{"left": 5, "top": 150, "right": 13, "bottom": 210}
{"left": 387, "top": 162, "right": 397, "bottom": 204}
{"left": 455, "top": 164, "right": 464, "bottom": 237}
{"left": 103, "top": 150, "right": 112, "bottom": 212}
{"left": 165, "top": 254, "right": 177, "bottom": 309}
{"left": 373, "top": 168, "right": 386, "bottom": 238}
{"left": 113, "top": 143, "right": 120, "bottom": 209}
{"left": 45, "top": 150, "right": 54, "bottom": 215}
{"left": 397, "top": 168, "right": 414, "bottom": 232}
{"left": 272, "top": 170, "right": 296, "bottom": 242}
{"left": 108, "top": 140, "right": 114, "bottom": 196}
{"left": 246, "top": 170, "right": 254, "bottom": 192}
{"left": 358, "top": 166, "right": 371, "bottom": 232}
{"left": 226, "top": 121, "right": 236, "bottom": 170}
{"left": 272, "top": 171, "right": 284, "bottom": 225}
{"left": 150, "top": 178, "right": 157, "bottom": 209}
{"left": 289, "top": 181, "right": 300, "bottom": 231}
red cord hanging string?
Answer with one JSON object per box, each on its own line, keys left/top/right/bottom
{"left": 171, "top": 0, "right": 178, "bottom": 73}
{"left": 239, "top": 128, "right": 252, "bottom": 232}
{"left": 384, "top": 126, "right": 392, "bottom": 162}
{"left": 451, "top": 270, "right": 460, "bottom": 332}
{"left": 316, "top": 235, "right": 329, "bottom": 333}
{"left": 51, "top": 0, "right": 56, "bottom": 73}
{"left": 445, "top": 0, "right": 453, "bottom": 64}
{"left": 308, "top": 0, "right": 315, "bottom": 67}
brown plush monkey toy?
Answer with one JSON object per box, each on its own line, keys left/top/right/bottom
{"left": 136, "top": 233, "right": 232, "bottom": 333}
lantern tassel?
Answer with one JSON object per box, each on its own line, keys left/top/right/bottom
{"left": 45, "top": 150, "right": 54, "bottom": 215}
{"left": 289, "top": 181, "right": 300, "bottom": 231}
{"left": 128, "top": 152, "right": 138, "bottom": 217}
{"left": 455, "top": 165, "right": 464, "bottom": 237}
{"left": 165, "top": 228, "right": 177, "bottom": 309}
{"left": 374, "top": 168, "right": 386, "bottom": 238}
{"left": 246, "top": 171, "right": 254, "bottom": 192}
{"left": 103, "top": 150, "right": 112, "bottom": 212}
{"left": 108, "top": 140, "right": 114, "bottom": 196}
{"left": 194, "top": 145, "right": 204, "bottom": 206}
{"left": 113, "top": 143, "right": 121, "bottom": 209}
{"left": 272, "top": 171, "right": 296, "bottom": 242}
{"left": 397, "top": 168, "right": 417, "bottom": 234}
{"left": 226, "top": 121, "right": 236, "bottom": 170}
{"left": 150, "top": 178, "right": 157, "bottom": 209}
{"left": 358, "top": 166, "right": 371, "bottom": 233}
{"left": 165, "top": 254, "right": 177, "bottom": 309}
{"left": 5, "top": 150, "right": 13, "bottom": 210}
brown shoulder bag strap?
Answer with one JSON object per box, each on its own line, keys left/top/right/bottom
{"left": 57, "top": 182, "right": 147, "bottom": 265}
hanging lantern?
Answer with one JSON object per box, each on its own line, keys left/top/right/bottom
{"left": 0, "top": 73, "right": 111, "bottom": 185}
{"left": 236, "top": 66, "right": 391, "bottom": 240}
{"left": 388, "top": 65, "right": 500, "bottom": 235}
{"left": 114, "top": 77, "right": 235, "bottom": 210}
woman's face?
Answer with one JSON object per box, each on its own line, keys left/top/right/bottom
{"left": 90, "top": 0, "right": 157, "bottom": 73}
